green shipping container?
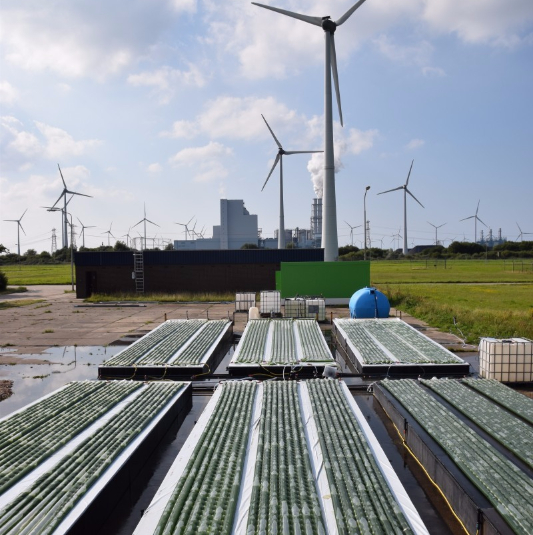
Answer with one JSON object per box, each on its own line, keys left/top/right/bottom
{"left": 276, "top": 261, "right": 370, "bottom": 299}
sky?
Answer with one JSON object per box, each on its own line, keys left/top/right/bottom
{"left": 1, "top": 0, "right": 533, "bottom": 253}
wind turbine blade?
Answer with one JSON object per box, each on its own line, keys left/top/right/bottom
{"left": 50, "top": 192, "right": 64, "bottom": 210}
{"left": 20, "top": 209, "right": 28, "bottom": 221}
{"left": 57, "top": 164, "right": 67, "bottom": 188}
{"left": 475, "top": 199, "right": 480, "bottom": 216}
{"left": 4, "top": 219, "right": 17, "bottom": 222}
{"left": 146, "top": 219, "right": 160, "bottom": 227}
{"left": 186, "top": 216, "right": 194, "bottom": 225}
{"left": 335, "top": 0, "right": 368, "bottom": 26}
{"left": 427, "top": 221, "right": 436, "bottom": 229}
{"left": 405, "top": 159, "right": 414, "bottom": 186}
{"left": 77, "top": 217, "right": 84, "bottom": 227}
{"left": 517, "top": 222, "right": 522, "bottom": 233}
{"left": 261, "top": 153, "right": 281, "bottom": 191}
{"left": 284, "top": 150, "right": 323, "bottom": 155}
{"left": 251, "top": 3, "right": 322, "bottom": 26}
{"left": 377, "top": 186, "right": 403, "bottom": 195}
{"left": 66, "top": 190, "right": 92, "bottom": 199}
{"left": 19, "top": 223, "right": 26, "bottom": 235}
{"left": 460, "top": 215, "right": 475, "bottom": 222}
{"left": 330, "top": 34, "right": 343, "bottom": 127}
{"left": 344, "top": 220, "right": 352, "bottom": 229}
{"left": 261, "top": 115, "right": 282, "bottom": 149}
{"left": 406, "top": 187, "right": 424, "bottom": 208}
{"left": 132, "top": 219, "right": 144, "bottom": 228}
{"left": 476, "top": 216, "right": 487, "bottom": 227}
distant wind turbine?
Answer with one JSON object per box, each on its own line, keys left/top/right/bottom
{"left": 175, "top": 216, "right": 195, "bottom": 240}
{"left": 102, "top": 223, "right": 116, "bottom": 246}
{"left": 3, "top": 209, "right": 27, "bottom": 256}
{"left": 133, "top": 203, "right": 159, "bottom": 251}
{"left": 377, "top": 160, "right": 424, "bottom": 255}
{"left": 51, "top": 164, "right": 92, "bottom": 248}
{"left": 390, "top": 230, "right": 402, "bottom": 251}
{"left": 516, "top": 223, "right": 533, "bottom": 242}
{"left": 344, "top": 220, "right": 361, "bottom": 247}
{"left": 77, "top": 217, "right": 95, "bottom": 248}
{"left": 253, "top": 0, "right": 369, "bottom": 261}
{"left": 460, "top": 200, "right": 486, "bottom": 243}
{"left": 260, "top": 114, "right": 322, "bottom": 249}
{"left": 428, "top": 221, "right": 446, "bottom": 246}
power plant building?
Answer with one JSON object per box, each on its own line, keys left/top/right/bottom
{"left": 174, "top": 199, "right": 258, "bottom": 251}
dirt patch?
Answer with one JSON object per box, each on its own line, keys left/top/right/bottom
{"left": 0, "top": 380, "right": 14, "bottom": 402}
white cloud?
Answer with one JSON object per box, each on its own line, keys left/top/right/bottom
{"left": 1, "top": 117, "right": 101, "bottom": 160}
{"left": 160, "top": 120, "right": 198, "bottom": 139}
{"left": 147, "top": 163, "right": 162, "bottom": 173}
{"left": 422, "top": 0, "right": 533, "bottom": 46}
{"left": 169, "top": 141, "right": 233, "bottom": 182}
{"left": 406, "top": 138, "right": 425, "bottom": 150}
{"left": 0, "top": 1, "right": 183, "bottom": 79}
{"left": 0, "top": 81, "right": 18, "bottom": 105}
{"left": 127, "top": 64, "right": 207, "bottom": 104}
{"left": 374, "top": 34, "right": 445, "bottom": 75}
{"left": 161, "top": 96, "right": 302, "bottom": 141}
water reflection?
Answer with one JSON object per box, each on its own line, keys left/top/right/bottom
{"left": 0, "top": 346, "right": 122, "bottom": 418}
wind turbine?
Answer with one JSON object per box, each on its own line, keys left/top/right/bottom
{"left": 460, "top": 200, "right": 486, "bottom": 243}
{"left": 102, "top": 223, "right": 116, "bottom": 246}
{"left": 391, "top": 230, "right": 402, "bottom": 251}
{"left": 77, "top": 217, "right": 95, "bottom": 248}
{"left": 51, "top": 164, "right": 92, "bottom": 248}
{"left": 253, "top": 0, "right": 369, "bottom": 261}
{"left": 344, "top": 220, "right": 361, "bottom": 247}
{"left": 428, "top": 221, "right": 446, "bottom": 246}
{"left": 3, "top": 209, "right": 27, "bottom": 256}
{"left": 121, "top": 227, "right": 132, "bottom": 248}
{"left": 260, "top": 114, "right": 322, "bottom": 249}
{"left": 516, "top": 223, "right": 533, "bottom": 242}
{"left": 175, "top": 216, "right": 195, "bottom": 240}
{"left": 133, "top": 203, "right": 160, "bottom": 251}
{"left": 377, "top": 160, "right": 424, "bottom": 255}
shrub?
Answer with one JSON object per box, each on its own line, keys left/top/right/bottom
{"left": 0, "top": 271, "right": 7, "bottom": 291}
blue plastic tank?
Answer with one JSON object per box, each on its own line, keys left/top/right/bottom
{"left": 349, "top": 287, "right": 390, "bottom": 319}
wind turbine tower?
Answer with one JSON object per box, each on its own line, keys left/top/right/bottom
{"left": 77, "top": 217, "right": 95, "bottom": 248}
{"left": 344, "top": 221, "right": 361, "bottom": 247}
{"left": 133, "top": 204, "right": 160, "bottom": 251}
{"left": 51, "top": 228, "right": 57, "bottom": 254}
{"left": 460, "top": 200, "right": 486, "bottom": 243}
{"left": 253, "top": 0, "right": 369, "bottom": 261}
{"left": 51, "top": 165, "right": 91, "bottom": 248}
{"left": 3, "top": 209, "right": 27, "bottom": 256}
{"left": 377, "top": 160, "right": 424, "bottom": 255}
{"left": 260, "top": 114, "right": 322, "bottom": 249}
{"left": 428, "top": 221, "right": 446, "bottom": 246}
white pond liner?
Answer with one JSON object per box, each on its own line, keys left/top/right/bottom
{"left": 135, "top": 380, "right": 428, "bottom": 534}
{"left": 0, "top": 381, "right": 191, "bottom": 535}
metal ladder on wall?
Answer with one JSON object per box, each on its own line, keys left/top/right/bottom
{"left": 133, "top": 252, "right": 145, "bottom": 293}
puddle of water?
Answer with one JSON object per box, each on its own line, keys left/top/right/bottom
{"left": 0, "top": 346, "right": 122, "bottom": 418}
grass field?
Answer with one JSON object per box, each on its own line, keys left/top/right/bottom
{"left": 0, "top": 265, "right": 74, "bottom": 285}
{"left": 370, "top": 259, "right": 533, "bottom": 284}
{"left": 381, "top": 283, "right": 533, "bottom": 343}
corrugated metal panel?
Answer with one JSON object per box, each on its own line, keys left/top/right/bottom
{"left": 144, "top": 249, "right": 324, "bottom": 265}
{"left": 75, "top": 249, "right": 324, "bottom": 267}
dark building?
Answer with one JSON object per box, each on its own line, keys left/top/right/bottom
{"left": 75, "top": 249, "right": 324, "bottom": 298}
